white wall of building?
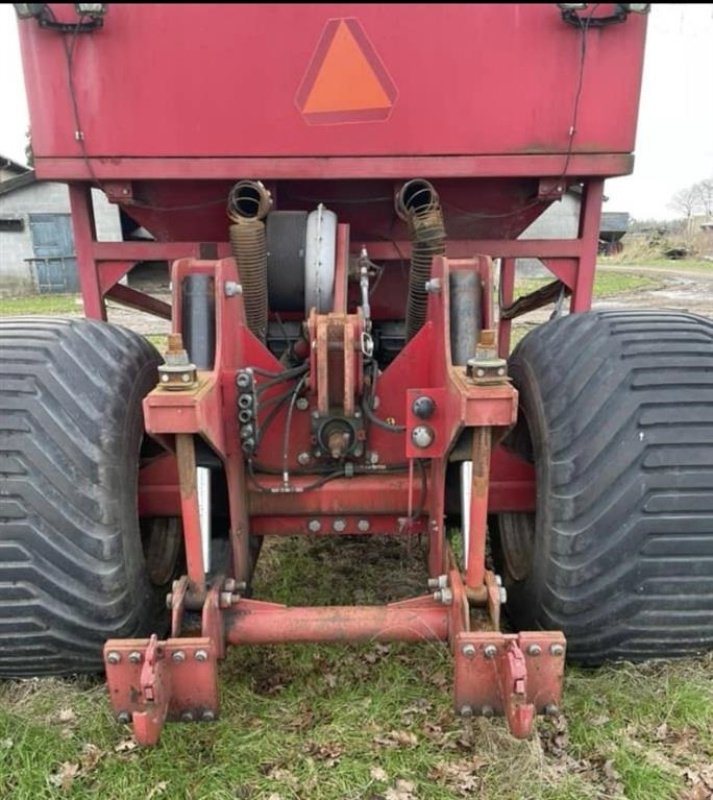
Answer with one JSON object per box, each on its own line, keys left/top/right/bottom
{"left": 0, "top": 182, "right": 122, "bottom": 294}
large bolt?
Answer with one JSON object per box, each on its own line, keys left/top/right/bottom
{"left": 128, "top": 651, "right": 142, "bottom": 664}
{"left": 483, "top": 644, "right": 497, "bottom": 659}
{"left": 461, "top": 643, "right": 476, "bottom": 659}
{"left": 224, "top": 578, "right": 237, "bottom": 593}
{"left": 106, "top": 651, "right": 121, "bottom": 665}
{"left": 220, "top": 591, "right": 233, "bottom": 608}
{"left": 224, "top": 281, "right": 242, "bottom": 297}
{"left": 460, "top": 705, "right": 473, "bottom": 718}
{"left": 527, "top": 644, "right": 542, "bottom": 657}
{"left": 117, "top": 711, "right": 131, "bottom": 724}
{"left": 433, "top": 587, "right": 453, "bottom": 606}
{"left": 195, "top": 650, "right": 208, "bottom": 662}
{"left": 545, "top": 704, "right": 560, "bottom": 717}
{"left": 181, "top": 711, "right": 194, "bottom": 722}
{"left": 172, "top": 650, "right": 186, "bottom": 663}
{"left": 481, "top": 705, "right": 495, "bottom": 718}
{"left": 202, "top": 710, "right": 215, "bottom": 722}
{"left": 308, "top": 519, "right": 321, "bottom": 533}
{"left": 427, "top": 575, "right": 448, "bottom": 590}
{"left": 411, "top": 425, "right": 435, "bottom": 449}
{"left": 550, "top": 644, "right": 565, "bottom": 657}
{"left": 297, "top": 452, "right": 311, "bottom": 466}
{"left": 296, "top": 397, "right": 309, "bottom": 411}
{"left": 357, "top": 519, "right": 370, "bottom": 532}
{"left": 236, "top": 372, "right": 252, "bottom": 389}
{"left": 333, "top": 518, "right": 346, "bottom": 533}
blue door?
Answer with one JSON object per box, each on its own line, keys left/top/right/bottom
{"left": 29, "top": 214, "right": 79, "bottom": 293}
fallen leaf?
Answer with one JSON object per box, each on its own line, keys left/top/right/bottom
{"left": 374, "top": 730, "right": 418, "bottom": 748}
{"left": 114, "top": 737, "right": 138, "bottom": 753}
{"left": 146, "top": 781, "right": 168, "bottom": 799}
{"left": 56, "top": 709, "right": 77, "bottom": 724}
{"left": 653, "top": 722, "right": 669, "bottom": 741}
{"left": 384, "top": 778, "right": 418, "bottom": 800}
{"left": 267, "top": 767, "right": 298, "bottom": 787}
{"left": 48, "top": 762, "right": 80, "bottom": 792}
{"left": 303, "top": 742, "right": 343, "bottom": 767}
{"left": 370, "top": 766, "right": 388, "bottom": 782}
{"left": 80, "top": 743, "right": 103, "bottom": 773}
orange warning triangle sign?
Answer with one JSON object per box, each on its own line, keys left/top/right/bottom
{"left": 296, "top": 18, "right": 397, "bottom": 124}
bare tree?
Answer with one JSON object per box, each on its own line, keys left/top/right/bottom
{"left": 694, "top": 178, "right": 713, "bottom": 216}
{"left": 24, "top": 127, "right": 34, "bottom": 169}
{"left": 668, "top": 185, "right": 700, "bottom": 219}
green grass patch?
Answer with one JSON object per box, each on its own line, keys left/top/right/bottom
{"left": 1, "top": 535, "right": 711, "bottom": 800}
{"left": 0, "top": 294, "right": 82, "bottom": 316}
{"left": 515, "top": 271, "right": 659, "bottom": 302}
{"left": 599, "top": 255, "right": 713, "bottom": 272}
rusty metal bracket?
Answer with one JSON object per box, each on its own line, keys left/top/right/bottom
{"left": 453, "top": 630, "right": 565, "bottom": 739}
{"left": 104, "top": 635, "right": 218, "bottom": 746}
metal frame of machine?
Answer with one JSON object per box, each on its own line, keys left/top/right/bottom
{"left": 11, "top": 2, "right": 653, "bottom": 746}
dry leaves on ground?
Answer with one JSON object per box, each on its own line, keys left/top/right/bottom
{"left": 373, "top": 730, "right": 418, "bottom": 748}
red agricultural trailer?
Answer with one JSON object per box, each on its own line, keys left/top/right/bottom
{"left": 3, "top": 3, "right": 712, "bottom": 746}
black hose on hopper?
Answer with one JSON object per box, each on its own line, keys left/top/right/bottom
{"left": 228, "top": 180, "right": 272, "bottom": 342}
{"left": 395, "top": 179, "right": 446, "bottom": 342}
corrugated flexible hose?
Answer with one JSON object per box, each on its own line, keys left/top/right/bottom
{"left": 396, "top": 180, "right": 446, "bottom": 342}
{"left": 228, "top": 180, "right": 272, "bottom": 342}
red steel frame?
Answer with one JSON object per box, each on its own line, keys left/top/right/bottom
{"left": 13, "top": 0, "right": 650, "bottom": 751}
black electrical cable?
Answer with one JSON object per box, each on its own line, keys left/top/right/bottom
{"left": 361, "top": 360, "right": 406, "bottom": 433}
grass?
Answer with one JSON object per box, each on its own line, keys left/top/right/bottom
{"left": 1, "top": 535, "right": 711, "bottom": 800}
{"left": 514, "top": 270, "right": 659, "bottom": 302}
{"left": 1, "top": 275, "right": 711, "bottom": 799}
{"left": 0, "top": 293, "right": 82, "bottom": 316}
{"left": 599, "top": 256, "right": 713, "bottom": 272}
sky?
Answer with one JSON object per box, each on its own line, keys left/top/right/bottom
{"left": 0, "top": 4, "right": 711, "bottom": 220}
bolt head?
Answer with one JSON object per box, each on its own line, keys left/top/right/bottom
{"left": 481, "top": 705, "right": 495, "bottom": 718}
{"left": 160, "top": 374, "right": 170, "bottom": 383}
{"left": 106, "top": 651, "right": 121, "bottom": 665}
{"left": 224, "top": 578, "right": 237, "bottom": 592}
{"left": 202, "top": 710, "right": 215, "bottom": 722}
{"left": 220, "top": 591, "right": 233, "bottom": 608}
{"left": 460, "top": 704, "right": 473, "bottom": 717}
{"left": 461, "top": 643, "right": 476, "bottom": 659}
{"left": 368, "top": 451, "right": 379, "bottom": 465}
{"left": 550, "top": 644, "right": 565, "bottom": 657}
{"left": 128, "top": 651, "right": 142, "bottom": 664}
{"left": 181, "top": 373, "right": 191, "bottom": 383}
{"left": 333, "top": 518, "right": 346, "bottom": 533}
{"left": 527, "top": 644, "right": 542, "bottom": 657}
{"left": 296, "top": 397, "right": 309, "bottom": 411}
{"left": 545, "top": 704, "right": 560, "bottom": 717}
{"left": 483, "top": 644, "right": 497, "bottom": 659}
{"left": 181, "top": 711, "right": 194, "bottom": 722}
{"left": 357, "top": 519, "right": 370, "bottom": 532}
{"left": 411, "top": 424, "right": 435, "bottom": 449}
{"left": 297, "top": 452, "right": 311, "bottom": 466}
{"left": 172, "top": 650, "right": 186, "bottom": 663}
{"left": 308, "top": 519, "right": 321, "bottom": 533}
{"left": 195, "top": 649, "right": 208, "bottom": 662}
{"left": 117, "top": 711, "right": 131, "bottom": 724}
